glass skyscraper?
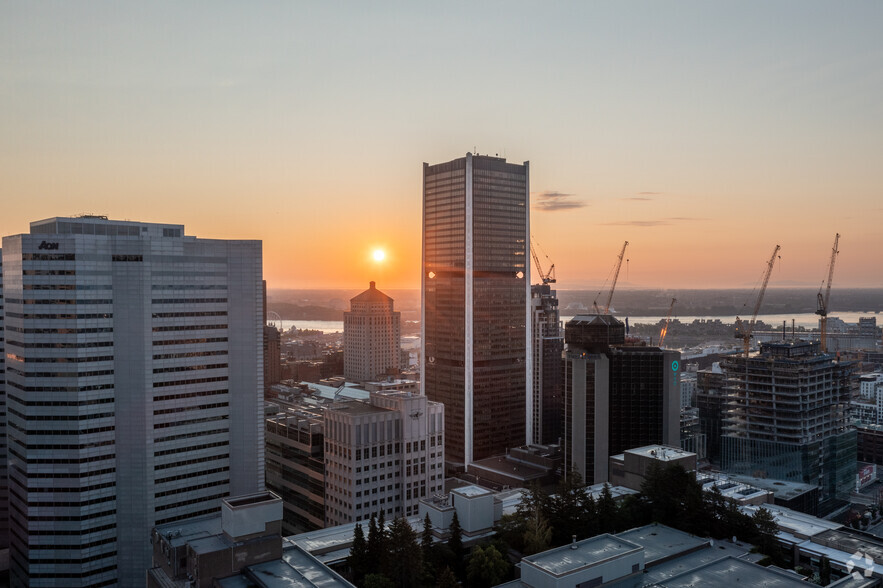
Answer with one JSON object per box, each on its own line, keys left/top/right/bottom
{"left": 421, "top": 153, "right": 530, "bottom": 470}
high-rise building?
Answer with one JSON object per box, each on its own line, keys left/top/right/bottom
{"left": 0, "top": 248, "right": 8, "bottom": 551}
{"left": 563, "top": 315, "right": 680, "bottom": 484}
{"left": 422, "top": 153, "right": 530, "bottom": 470}
{"left": 324, "top": 391, "right": 444, "bottom": 525}
{"left": 695, "top": 365, "right": 727, "bottom": 465}
{"left": 721, "top": 341, "right": 855, "bottom": 514}
{"left": 343, "top": 282, "right": 401, "bottom": 382}
{"left": 1, "top": 216, "right": 264, "bottom": 587}
{"left": 530, "top": 283, "right": 563, "bottom": 445}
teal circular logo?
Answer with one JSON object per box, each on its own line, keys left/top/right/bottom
{"left": 671, "top": 360, "right": 679, "bottom": 372}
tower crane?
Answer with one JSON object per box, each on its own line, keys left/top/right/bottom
{"left": 734, "top": 244, "right": 781, "bottom": 357}
{"left": 658, "top": 298, "right": 678, "bottom": 348}
{"left": 529, "top": 238, "right": 556, "bottom": 285}
{"left": 593, "top": 241, "right": 629, "bottom": 314}
{"left": 815, "top": 233, "right": 840, "bottom": 353}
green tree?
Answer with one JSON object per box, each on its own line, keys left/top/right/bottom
{"left": 522, "top": 509, "right": 552, "bottom": 555}
{"left": 752, "top": 507, "right": 783, "bottom": 566}
{"left": 495, "top": 512, "right": 527, "bottom": 553}
{"left": 466, "top": 545, "right": 510, "bottom": 587}
{"left": 435, "top": 566, "right": 458, "bottom": 588}
{"left": 367, "top": 514, "right": 384, "bottom": 575}
{"left": 363, "top": 573, "right": 395, "bottom": 588}
{"left": 547, "top": 472, "right": 590, "bottom": 545}
{"left": 348, "top": 522, "right": 370, "bottom": 586}
{"left": 384, "top": 516, "right": 423, "bottom": 587}
{"left": 596, "top": 484, "right": 618, "bottom": 534}
{"left": 448, "top": 511, "right": 464, "bottom": 578}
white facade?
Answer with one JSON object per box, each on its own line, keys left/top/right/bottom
{"left": 1, "top": 216, "right": 264, "bottom": 587}
{"left": 854, "top": 374, "right": 883, "bottom": 425}
{"left": 680, "top": 372, "right": 697, "bottom": 409}
{"left": 323, "top": 391, "right": 444, "bottom": 526}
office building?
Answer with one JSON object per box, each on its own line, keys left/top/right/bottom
{"left": 265, "top": 405, "right": 326, "bottom": 535}
{"left": 1, "top": 216, "right": 264, "bottom": 587}
{"left": 721, "top": 341, "right": 855, "bottom": 514}
{"left": 563, "top": 315, "right": 680, "bottom": 484}
{"left": 695, "top": 365, "right": 727, "bottom": 465}
{"left": 0, "top": 248, "right": 7, "bottom": 551}
{"left": 324, "top": 390, "right": 444, "bottom": 525}
{"left": 530, "top": 283, "right": 563, "bottom": 445}
{"left": 343, "top": 282, "right": 401, "bottom": 382}
{"left": 422, "top": 153, "right": 530, "bottom": 470}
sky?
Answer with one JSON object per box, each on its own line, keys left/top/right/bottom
{"left": 2, "top": 2, "right": 882, "bottom": 290}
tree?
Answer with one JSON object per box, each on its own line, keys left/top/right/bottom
{"left": 363, "top": 573, "right": 395, "bottom": 588}
{"left": 522, "top": 510, "right": 552, "bottom": 555}
{"left": 348, "top": 522, "right": 370, "bottom": 586}
{"left": 367, "top": 514, "right": 383, "bottom": 575}
{"left": 546, "top": 472, "right": 590, "bottom": 545}
{"left": 384, "top": 516, "right": 423, "bottom": 587}
{"left": 466, "top": 545, "right": 510, "bottom": 587}
{"left": 752, "top": 507, "right": 783, "bottom": 566}
{"left": 435, "top": 566, "right": 458, "bottom": 588}
{"left": 596, "top": 484, "right": 618, "bottom": 534}
{"left": 448, "top": 510, "right": 464, "bottom": 578}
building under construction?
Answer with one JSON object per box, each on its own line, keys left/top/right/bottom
{"left": 721, "top": 340, "right": 855, "bottom": 514}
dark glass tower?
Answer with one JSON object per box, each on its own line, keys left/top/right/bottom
{"left": 421, "top": 153, "right": 529, "bottom": 470}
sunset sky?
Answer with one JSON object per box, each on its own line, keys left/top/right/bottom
{"left": 2, "top": 2, "right": 881, "bottom": 290}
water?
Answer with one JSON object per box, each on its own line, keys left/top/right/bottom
{"left": 272, "top": 311, "right": 880, "bottom": 334}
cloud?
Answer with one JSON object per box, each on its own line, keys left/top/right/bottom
{"left": 601, "top": 217, "right": 706, "bottom": 227}
{"left": 622, "top": 197, "right": 653, "bottom": 201}
{"left": 532, "top": 191, "right": 587, "bottom": 212}
{"left": 638, "top": 191, "right": 662, "bottom": 195}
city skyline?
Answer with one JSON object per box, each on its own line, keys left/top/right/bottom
{"left": 3, "top": 3, "right": 882, "bottom": 290}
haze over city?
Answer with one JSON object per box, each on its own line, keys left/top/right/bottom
{"left": 2, "top": 2, "right": 882, "bottom": 290}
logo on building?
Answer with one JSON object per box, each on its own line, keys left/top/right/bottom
{"left": 847, "top": 550, "right": 874, "bottom": 580}
{"left": 38, "top": 241, "right": 59, "bottom": 250}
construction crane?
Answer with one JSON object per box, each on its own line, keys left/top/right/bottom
{"left": 529, "top": 238, "right": 556, "bottom": 285}
{"left": 593, "top": 241, "right": 629, "bottom": 314}
{"left": 815, "top": 233, "right": 840, "bottom": 353}
{"left": 658, "top": 298, "right": 678, "bottom": 348}
{"left": 734, "top": 244, "right": 781, "bottom": 356}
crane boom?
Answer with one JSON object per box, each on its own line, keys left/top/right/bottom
{"left": 529, "top": 238, "right": 557, "bottom": 285}
{"left": 735, "top": 244, "right": 780, "bottom": 356}
{"left": 603, "top": 241, "right": 629, "bottom": 314}
{"left": 658, "top": 297, "right": 677, "bottom": 348}
{"left": 815, "top": 233, "right": 840, "bottom": 352}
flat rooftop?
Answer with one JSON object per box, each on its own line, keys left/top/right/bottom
{"left": 155, "top": 514, "right": 222, "bottom": 548}
{"left": 616, "top": 524, "right": 708, "bottom": 565}
{"left": 326, "top": 400, "right": 390, "bottom": 417}
{"left": 451, "top": 485, "right": 493, "bottom": 499}
{"left": 741, "top": 504, "right": 842, "bottom": 540}
{"left": 468, "top": 456, "right": 548, "bottom": 481}
{"left": 585, "top": 483, "right": 639, "bottom": 501}
{"left": 523, "top": 534, "right": 641, "bottom": 576}
{"left": 660, "top": 556, "right": 813, "bottom": 587}
{"left": 627, "top": 445, "right": 696, "bottom": 461}
{"left": 725, "top": 474, "right": 817, "bottom": 500}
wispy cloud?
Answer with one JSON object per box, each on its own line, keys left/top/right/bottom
{"left": 622, "top": 191, "right": 663, "bottom": 202}
{"left": 622, "top": 197, "right": 653, "bottom": 201}
{"left": 638, "top": 191, "right": 662, "bottom": 195}
{"left": 601, "top": 217, "right": 706, "bottom": 227}
{"left": 533, "top": 191, "right": 586, "bottom": 212}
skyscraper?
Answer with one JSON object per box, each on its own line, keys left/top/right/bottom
{"left": 343, "top": 281, "right": 401, "bottom": 382}
{"left": 531, "top": 283, "right": 563, "bottom": 445}
{"left": 564, "top": 315, "right": 680, "bottom": 484}
{"left": 1, "top": 216, "right": 264, "bottom": 586}
{"left": 721, "top": 340, "right": 855, "bottom": 514}
{"left": 422, "top": 153, "right": 530, "bottom": 470}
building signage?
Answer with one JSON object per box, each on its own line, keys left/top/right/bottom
{"left": 38, "top": 241, "right": 60, "bottom": 250}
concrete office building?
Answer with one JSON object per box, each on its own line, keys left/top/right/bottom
{"left": 1, "top": 216, "right": 264, "bottom": 587}
{"left": 422, "top": 153, "right": 530, "bottom": 470}
{"left": 0, "top": 249, "right": 7, "bottom": 552}
{"left": 563, "top": 315, "right": 680, "bottom": 484}
{"left": 324, "top": 391, "right": 444, "bottom": 526}
{"left": 530, "top": 283, "right": 563, "bottom": 446}
{"left": 343, "top": 282, "right": 401, "bottom": 382}
{"left": 721, "top": 341, "right": 855, "bottom": 514}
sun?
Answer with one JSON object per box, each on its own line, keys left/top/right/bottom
{"left": 372, "top": 249, "right": 386, "bottom": 262}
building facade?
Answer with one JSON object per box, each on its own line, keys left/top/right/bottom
{"left": 1, "top": 216, "right": 264, "bottom": 586}
{"left": 721, "top": 341, "right": 855, "bottom": 514}
{"left": 343, "top": 282, "right": 401, "bottom": 382}
{"left": 564, "top": 315, "right": 680, "bottom": 484}
{"left": 422, "top": 153, "right": 530, "bottom": 470}
{"left": 324, "top": 391, "right": 444, "bottom": 526}
{"left": 530, "top": 283, "right": 563, "bottom": 446}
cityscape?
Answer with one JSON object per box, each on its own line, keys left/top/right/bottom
{"left": 2, "top": 3, "right": 883, "bottom": 588}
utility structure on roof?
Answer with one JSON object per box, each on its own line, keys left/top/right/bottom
{"left": 816, "top": 233, "right": 840, "bottom": 353}
{"left": 734, "top": 244, "right": 780, "bottom": 356}
{"left": 658, "top": 298, "right": 677, "bottom": 348}
{"left": 593, "top": 240, "right": 628, "bottom": 315}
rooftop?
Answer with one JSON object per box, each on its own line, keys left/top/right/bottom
{"left": 626, "top": 445, "right": 696, "bottom": 462}
{"left": 451, "top": 485, "right": 493, "bottom": 499}
{"left": 616, "top": 524, "right": 708, "bottom": 565}
{"left": 522, "top": 534, "right": 642, "bottom": 576}
{"left": 659, "top": 556, "right": 813, "bottom": 587}
{"left": 350, "top": 281, "right": 393, "bottom": 304}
